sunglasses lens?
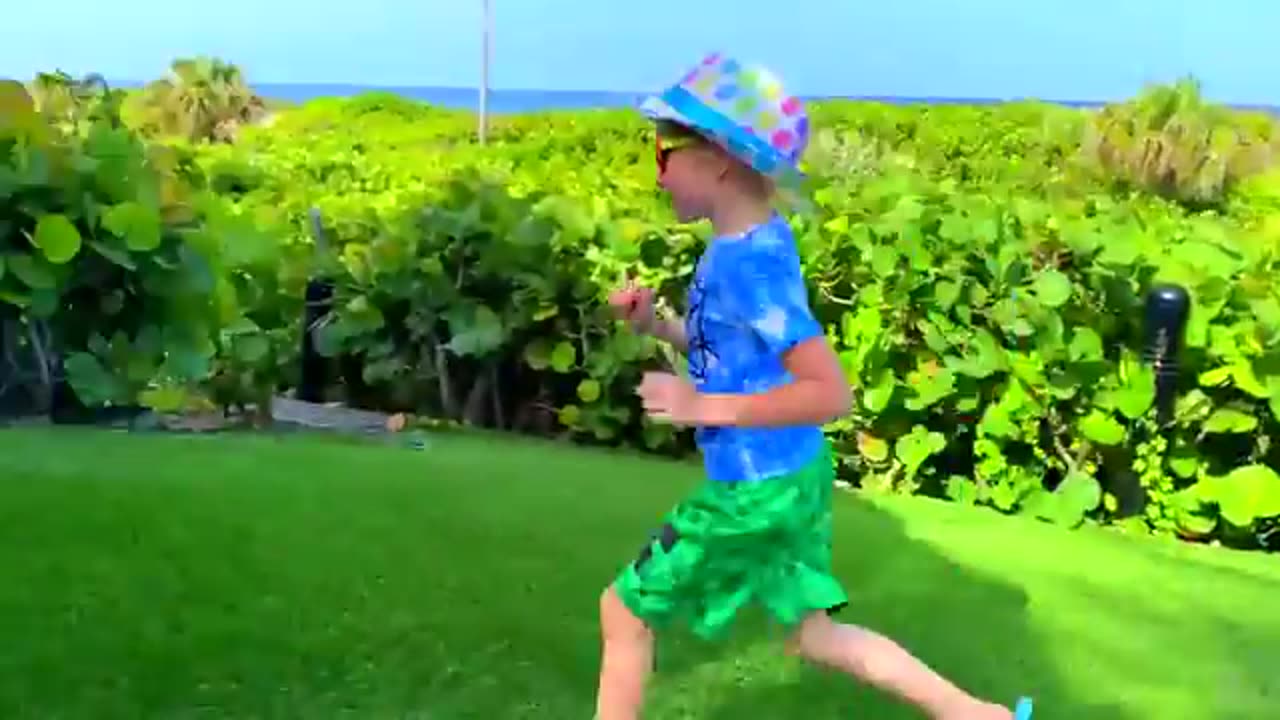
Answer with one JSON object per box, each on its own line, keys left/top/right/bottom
{"left": 654, "top": 125, "right": 699, "bottom": 175}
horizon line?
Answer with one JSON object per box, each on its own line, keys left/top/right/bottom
{"left": 97, "top": 78, "right": 1279, "bottom": 113}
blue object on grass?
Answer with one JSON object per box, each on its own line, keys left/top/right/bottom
{"left": 1015, "top": 696, "right": 1034, "bottom": 719}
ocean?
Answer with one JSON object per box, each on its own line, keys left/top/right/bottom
{"left": 254, "top": 83, "right": 643, "bottom": 114}
{"left": 251, "top": 84, "right": 1280, "bottom": 115}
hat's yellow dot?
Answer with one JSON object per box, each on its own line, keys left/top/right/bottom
{"left": 693, "top": 73, "right": 717, "bottom": 93}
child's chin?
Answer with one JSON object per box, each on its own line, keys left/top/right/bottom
{"left": 673, "top": 206, "right": 703, "bottom": 223}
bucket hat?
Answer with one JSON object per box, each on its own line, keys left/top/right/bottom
{"left": 638, "top": 52, "right": 809, "bottom": 194}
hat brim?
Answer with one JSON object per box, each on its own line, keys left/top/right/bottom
{"left": 638, "top": 94, "right": 689, "bottom": 128}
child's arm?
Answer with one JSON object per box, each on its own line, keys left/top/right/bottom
{"left": 701, "top": 335, "right": 850, "bottom": 427}
{"left": 698, "top": 245, "right": 851, "bottom": 427}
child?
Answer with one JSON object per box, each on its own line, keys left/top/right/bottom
{"left": 600, "top": 54, "right": 1033, "bottom": 720}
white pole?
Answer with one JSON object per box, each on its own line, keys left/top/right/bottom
{"left": 479, "top": 0, "right": 491, "bottom": 144}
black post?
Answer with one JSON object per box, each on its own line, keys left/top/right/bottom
{"left": 298, "top": 208, "right": 334, "bottom": 404}
{"left": 1112, "top": 283, "right": 1193, "bottom": 518}
{"left": 1142, "top": 284, "right": 1191, "bottom": 428}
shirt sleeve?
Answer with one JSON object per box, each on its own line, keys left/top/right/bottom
{"left": 717, "top": 243, "right": 824, "bottom": 356}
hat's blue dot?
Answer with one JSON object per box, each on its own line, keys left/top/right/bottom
{"left": 714, "top": 83, "right": 739, "bottom": 101}
{"left": 720, "top": 59, "right": 740, "bottom": 75}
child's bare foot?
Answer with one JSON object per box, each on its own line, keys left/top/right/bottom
{"left": 976, "top": 701, "right": 1017, "bottom": 719}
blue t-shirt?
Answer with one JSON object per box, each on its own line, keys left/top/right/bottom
{"left": 683, "top": 213, "right": 827, "bottom": 483}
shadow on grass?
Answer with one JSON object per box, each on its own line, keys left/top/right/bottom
{"left": 624, "top": 495, "right": 1132, "bottom": 720}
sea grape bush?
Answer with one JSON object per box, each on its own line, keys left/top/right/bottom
{"left": 200, "top": 88, "right": 1280, "bottom": 548}
{"left": 0, "top": 75, "right": 283, "bottom": 418}
{"left": 3, "top": 66, "right": 1278, "bottom": 549}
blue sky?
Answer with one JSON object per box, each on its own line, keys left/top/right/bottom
{"left": 2, "top": 0, "right": 1274, "bottom": 105}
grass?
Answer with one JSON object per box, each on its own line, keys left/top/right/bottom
{"left": 0, "top": 427, "right": 1276, "bottom": 719}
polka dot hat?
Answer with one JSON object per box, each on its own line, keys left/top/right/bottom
{"left": 638, "top": 52, "right": 809, "bottom": 189}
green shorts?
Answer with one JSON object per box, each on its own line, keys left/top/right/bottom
{"left": 612, "top": 446, "right": 848, "bottom": 640}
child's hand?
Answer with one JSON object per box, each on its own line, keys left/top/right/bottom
{"left": 637, "top": 371, "right": 707, "bottom": 426}
{"left": 608, "top": 280, "right": 659, "bottom": 335}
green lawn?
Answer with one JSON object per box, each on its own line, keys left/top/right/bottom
{"left": 0, "top": 427, "right": 1276, "bottom": 719}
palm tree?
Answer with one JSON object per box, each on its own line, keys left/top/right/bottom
{"left": 28, "top": 70, "right": 120, "bottom": 134}
{"left": 132, "top": 56, "right": 266, "bottom": 143}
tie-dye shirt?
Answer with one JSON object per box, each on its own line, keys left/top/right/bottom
{"left": 683, "top": 213, "right": 827, "bottom": 483}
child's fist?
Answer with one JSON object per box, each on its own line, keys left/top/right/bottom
{"left": 608, "top": 283, "right": 658, "bottom": 334}
{"left": 636, "top": 371, "right": 701, "bottom": 425}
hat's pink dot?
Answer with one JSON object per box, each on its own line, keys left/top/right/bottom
{"left": 771, "top": 129, "right": 794, "bottom": 150}
{"left": 703, "top": 53, "right": 721, "bottom": 66}
{"left": 782, "top": 97, "right": 802, "bottom": 116}
{"left": 682, "top": 69, "right": 699, "bottom": 84}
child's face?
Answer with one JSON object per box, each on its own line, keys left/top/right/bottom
{"left": 655, "top": 130, "right": 726, "bottom": 223}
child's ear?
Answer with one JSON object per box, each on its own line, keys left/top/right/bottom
{"left": 711, "top": 148, "right": 734, "bottom": 180}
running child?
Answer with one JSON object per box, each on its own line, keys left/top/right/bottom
{"left": 598, "top": 53, "right": 1033, "bottom": 720}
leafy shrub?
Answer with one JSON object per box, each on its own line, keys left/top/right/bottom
{"left": 9, "top": 63, "right": 1280, "bottom": 549}
{"left": 27, "top": 71, "right": 129, "bottom": 137}
{"left": 0, "top": 76, "right": 278, "bottom": 417}
{"left": 809, "top": 174, "right": 1280, "bottom": 541}
{"left": 176, "top": 88, "right": 1280, "bottom": 549}
{"left": 808, "top": 100, "right": 1088, "bottom": 192}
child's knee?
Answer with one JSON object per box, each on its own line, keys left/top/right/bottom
{"left": 788, "top": 610, "right": 838, "bottom": 662}
{"left": 600, "top": 585, "right": 651, "bottom": 641}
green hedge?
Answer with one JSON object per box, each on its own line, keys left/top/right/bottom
{"left": 4, "top": 74, "right": 1280, "bottom": 549}
{"left": 0, "top": 77, "right": 283, "bottom": 417}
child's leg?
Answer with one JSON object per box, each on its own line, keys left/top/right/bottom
{"left": 789, "top": 611, "right": 1016, "bottom": 719}
{"left": 595, "top": 585, "right": 654, "bottom": 720}
{"left": 758, "top": 449, "right": 1025, "bottom": 718}
{"left": 596, "top": 490, "right": 751, "bottom": 720}
{"left": 593, "top": 520, "right": 690, "bottom": 720}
